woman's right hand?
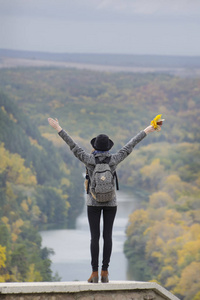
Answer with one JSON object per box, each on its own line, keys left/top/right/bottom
{"left": 48, "top": 118, "right": 62, "bottom": 132}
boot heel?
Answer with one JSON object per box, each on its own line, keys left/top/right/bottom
{"left": 101, "top": 276, "right": 109, "bottom": 283}
{"left": 101, "top": 270, "right": 109, "bottom": 283}
{"left": 88, "top": 271, "right": 99, "bottom": 283}
{"left": 92, "top": 276, "right": 98, "bottom": 283}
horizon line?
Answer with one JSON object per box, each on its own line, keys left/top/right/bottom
{"left": 0, "top": 48, "right": 200, "bottom": 58}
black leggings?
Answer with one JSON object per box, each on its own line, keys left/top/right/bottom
{"left": 87, "top": 205, "right": 117, "bottom": 272}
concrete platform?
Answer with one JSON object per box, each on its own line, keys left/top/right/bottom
{"left": 0, "top": 281, "right": 180, "bottom": 300}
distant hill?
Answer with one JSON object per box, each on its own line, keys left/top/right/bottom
{"left": 1, "top": 48, "right": 200, "bottom": 69}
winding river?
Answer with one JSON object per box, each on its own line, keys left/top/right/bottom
{"left": 40, "top": 191, "right": 140, "bottom": 281}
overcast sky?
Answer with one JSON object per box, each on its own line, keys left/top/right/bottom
{"left": 0, "top": 0, "right": 200, "bottom": 56}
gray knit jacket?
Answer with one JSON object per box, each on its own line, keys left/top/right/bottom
{"left": 58, "top": 129, "right": 147, "bottom": 206}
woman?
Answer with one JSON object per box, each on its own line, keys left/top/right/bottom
{"left": 48, "top": 117, "right": 156, "bottom": 283}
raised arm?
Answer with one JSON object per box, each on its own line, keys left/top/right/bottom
{"left": 48, "top": 118, "right": 91, "bottom": 165}
{"left": 111, "top": 125, "right": 155, "bottom": 165}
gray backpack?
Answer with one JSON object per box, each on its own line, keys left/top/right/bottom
{"left": 87, "top": 156, "right": 119, "bottom": 203}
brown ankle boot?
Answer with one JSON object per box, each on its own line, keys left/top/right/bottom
{"left": 88, "top": 271, "right": 99, "bottom": 283}
{"left": 101, "top": 270, "right": 109, "bottom": 283}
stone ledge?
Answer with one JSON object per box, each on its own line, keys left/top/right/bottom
{"left": 0, "top": 281, "right": 180, "bottom": 300}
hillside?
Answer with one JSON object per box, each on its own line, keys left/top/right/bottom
{"left": 0, "top": 67, "right": 199, "bottom": 147}
{"left": 0, "top": 66, "right": 199, "bottom": 298}
{"left": 0, "top": 92, "right": 84, "bottom": 281}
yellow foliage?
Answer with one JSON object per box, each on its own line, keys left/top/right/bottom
{"left": 61, "top": 177, "right": 70, "bottom": 187}
{"left": 26, "top": 264, "right": 42, "bottom": 282}
{"left": 60, "top": 164, "right": 70, "bottom": 176}
{"left": 160, "top": 265, "right": 174, "bottom": 274}
{"left": 140, "top": 159, "right": 165, "bottom": 191}
{"left": 11, "top": 233, "right": 18, "bottom": 242}
{"left": 21, "top": 200, "right": 29, "bottom": 213}
{"left": 27, "top": 197, "right": 32, "bottom": 205}
{"left": 148, "top": 207, "right": 166, "bottom": 223}
{"left": 0, "top": 143, "right": 25, "bottom": 183}
{"left": 16, "top": 172, "right": 37, "bottom": 186}
{"left": 164, "top": 174, "right": 182, "bottom": 185}
{"left": 0, "top": 245, "right": 6, "bottom": 268}
{"left": 155, "top": 236, "right": 165, "bottom": 248}
{"left": 164, "top": 209, "right": 183, "bottom": 225}
{"left": 6, "top": 182, "right": 16, "bottom": 201}
{"left": 41, "top": 132, "right": 64, "bottom": 147}
{"left": 0, "top": 143, "right": 37, "bottom": 186}
{"left": 151, "top": 251, "right": 163, "bottom": 259}
{"left": 177, "top": 240, "right": 200, "bottom": 267}
{"left": 149, "top": 191, "right": 174, "bottom": 208}
{"left": 143, "top": 226, "right": 152, "bottom": 236}
{"left": 0, "top": 274, "right": 10, "bottom": 282}
{"left": 32, "top": 205, "right": 41, "bottom": 217}
{"left": 1, "top": 216, "right": 9, "bottom": 225}
{"left": 1, "top": 103, "right": 17, "bottom": 122}
{"left": 62, "top": 194, "right": 69, "bottom": 200}
{"left": 9, "top": 113, "right": 17, "bottom": 123}
{"left": 145, "top": 216, "right": 185, "bottom": 262}
{"left": 29, "top": 137, "right": 43, "bottom": 150}
{"left": 190, "top": 224, "right": 200, "bottom": 239}
{"left": 193, "top": 291, "right": 200, "bottom": 300}
{"left": 14, "top": 219, "right": 24, "bottom": 230}
{"left": 9, "top": 266, "right": 20, "bottom": 282}
{"left": 187, "top": 210, "right": 200, "bottom": 224}
{"left": 140, "top": 158, "right": 164, "bottom": 178}
{"left": 126, "top": 209, "right": 149, "bottom": 236}
{"left": 165, "top": 275, "right": 180, "bottom": 288}
{"left": 66, "top": 201, "right": 70, "bottom": 210}
{"left": 1, "top": 106, "right": 6, "bottom": 114}
{"left": 1, "top": 217, "right": 10, "bottom": 231}
{"left": 149, "top": 279, "right": 161, "bottom": 285}
{"left": 162, "top": 174, "right": 190, "bottom": 199}
{"left": 173, "top": 262, "right": 200, "bottom": 296}
{"left": 0, "top": 146, "right": 8, "bottom": 171}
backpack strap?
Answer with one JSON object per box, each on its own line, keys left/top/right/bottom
{"left": 114, "top": 171, "right": 119, "bottom": 191}
{"left": 85, "top": 168, "right": 90, "bottom": 194}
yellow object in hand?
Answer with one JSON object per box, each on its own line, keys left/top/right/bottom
{"left": 151, "top": 114, "right": 165, "bottom": 131}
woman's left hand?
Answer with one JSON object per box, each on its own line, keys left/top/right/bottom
{"left": 144, "top": 125, "right": 156, "bottom": 134}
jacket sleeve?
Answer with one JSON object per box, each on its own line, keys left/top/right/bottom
{"left": 111, "top": 130, "right": 146, "bottom": 165}
{"left": 58, "top": 129, "right": 91, "bottom": 165}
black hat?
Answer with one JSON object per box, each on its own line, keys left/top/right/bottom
{"left": 90, "top": 134, "right": 114, "bottom": 151}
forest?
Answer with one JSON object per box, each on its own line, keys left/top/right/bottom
{"left": 0, "top": 67, "right": 199, "bottom": 299}
{"left": 0, "top": 91, "right": 84, "bottom": 281}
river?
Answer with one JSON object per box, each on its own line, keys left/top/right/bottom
{"left": 40, "top": 191, "right": 140, "bottom": 281}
